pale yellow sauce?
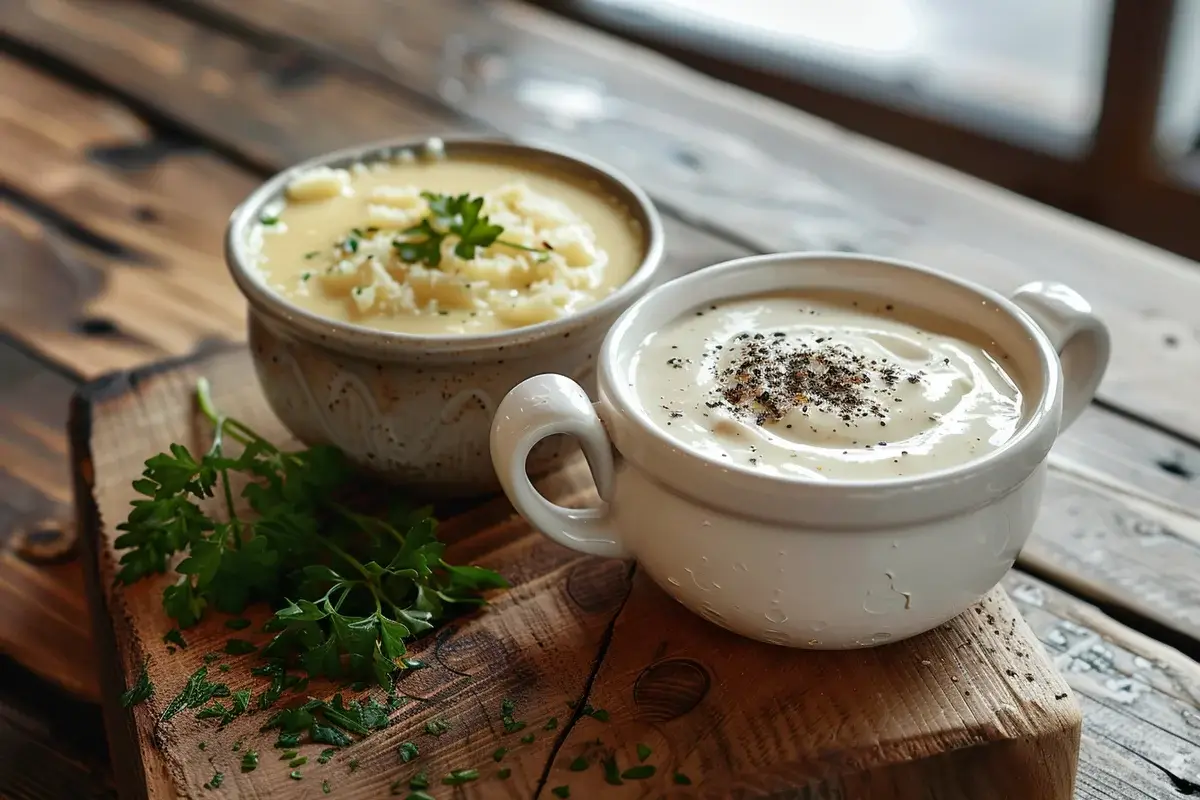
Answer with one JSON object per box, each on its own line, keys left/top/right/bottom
{"left": 249, "top": 156, "right": 643, "bottom": 334}
{"left": 631, "top": 292, "right": 1024, "bottom": 480}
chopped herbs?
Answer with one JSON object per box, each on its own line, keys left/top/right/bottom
{"left": 204, "top": 770, "right": 224, "bottom": 790}
{"left": 393, "top": 192, "right": 547, "bottom": 269}
{"left": 348, "top": 759, "right": 359, "bottom": 772}
{"left": 544, "top": 716, "right": 558, "bottom": 731}
{"left": 163, "top": 629, "right": 187, "bottom": 649}
{"left": 498, "top": 768, "right": 511, "bottom": 779}
{"left": 289, "top": 770, "right": 302, "bottom": 780}
{"left": 441, "top": 768, "right": 479, "bottom": 786}
{"left": 569, "top": 756, "right": 589, "bottom": 771}
{"left": 161, "top": 666, "right": 229, "bottom": 722}
{"left": 279, "top": 750, "right": 299, "bottom": 760}
{"left": 408, "top": 792, "right": 436, "bottom": 800}
{"left": 218, "top": 664, "right": 231, "bottom": 673}
{"left": 520, "top": 733, "right": 535, "bottom": 744}
{"left": 602, "top": 754, "right": 622, "bottom": 785}
{"left": 120, "top": 659, "right": 154, "bottom": 708}
{"left": 203, "top": 653, "right": 221, "bottom": 665}
{"left": 259, "top": 215, "right": 279, "bottom": 226}
{"left": 224, "top": 638, "right": 257, "bottom": 655}
{"left": 622, "top": 765, "right": 656, "bottom": 780}
{"left": 240, "top": 750, "right": 258, "bottom": 772}
{"left": 552, "top": 786, "right": 571, "bottom": 798}
{"left": 289, "top": 757, "right": 308, "bottom": 768}
{"left": 232, "top": 738, "right": 244, "bottom": 751}
{"left": 499, "top": 697, "right": 525, "bottom": 732}
{"left": 398, "top": 741, "right": 419, "bottom": 763}
{"left": 409, "top": 772, "right": 429, "bottom": 789}
{"left": 224, "top": 617, "right": 252, "bottom": 630}
{"left": 424, "top": 718, "right": 450, "bottom": 736}
{"left": 492, "top": 747, "right": 508, "bottom": 762}
{"left": 318, "top": 748, "right": 336, "bottom": 765}
{"left": 113, "top": 378, "right": 507, "bottom": 693}
{"left": 673, "top": 771, "right": 693, "bottom": 785}
{"left": 637, "top": 743, "right": 652, "bottom": 762}
{"left": 198, "top": 742, "right": 207, "bottom": 751}
{"left": 589, "top": 708, "right": 610, "bottom": 722}
{"left": 322, "top": 779, "right": 331, "bottom": 794}
{"left": 304, "top": 251, "right": 319, "bottom": 259}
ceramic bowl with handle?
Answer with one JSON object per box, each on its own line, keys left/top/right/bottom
{"left": 224, "top": 137, "right": 664, "bottom": 497}
{"left": 491, "top": 252, "right": 1110, "bottom": 648}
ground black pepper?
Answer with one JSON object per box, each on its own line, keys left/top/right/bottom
{"left": 711, "top": 334, "right": 921, "bottom": 426}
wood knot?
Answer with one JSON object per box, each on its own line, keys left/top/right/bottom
{"left": 633, "top": 658, "right": 710, "bottom": 722}
{"left": 566, "top": 559, "right": 630, "bottom": 614}
{"left": 12, "top": 518, "right": 77, "bottom": 564}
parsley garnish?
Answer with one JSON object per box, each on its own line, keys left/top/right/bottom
{"left": 304, "top": 251, "right": 319, "bottom": 259}
{"left": 441, "top": 768, "right": 479, "bottom": 785}
{"left": 424, "top": 718, "right": 450, "bottom": 736}
{"left": 498, "top": 768, "right": 511, "bottom": 779}
{"left": 520, "top": 733, "right": 535, "bottom": 744}
{"left": 673, "top": 771, "right": 692, "bottom": 785}
{"left": 410, "top": 772, "right": 429, "bottom": 789}
{"left": 602, "top": 754, "right": 622, "bottom": 785}
{"left": 161, "top": 666, "right": 229, "bottom": 722}
{"left": 622, "top": 765, "right": 656, "bottom": 780}
{"left": 552, "top": 786, "right": 570, "bottom": 798}
{"left": 224, "top": 638, "right": 257, "bottom": 656}
{"left": 289, "top": 757, "right": 308, "bottom": 768}
{"left": 289, "top": 770, "right": 302, "bottom": 780}
{"left": 500, "top": 697, "right": 526, "bottom": 733}
{"left": 544, "top": 716, "right": 558, "bottom": 731}
{"left": 492, "top": 747, "right": 508, "bottom": 762}
{"left": 259, "top": 215, "right": 279, "bottom": 226}
{"left": 322, "top": 779, "right": 331, "bottom": 794}
{"left": 398, "top": 741, "right": 419, "bottom": 763}
{"left": 636, "top": 743, "right": 651, "bottom": 762}
{"left": 392, "top": 192, "right": 545, "bottom": 269}
{"left": 569, "top": 756, "right": 588, "bottom": 771}
{"left": 348, "top": 758, "right": 359, "bottom": 772}
{"left": 240, "top": 750, "right": 258, "bottom": 772}
{"left": 318, "top": 748, "right": 336, "bottom": 764}
{"left": 113, "top": 378, "right": 507, "bottom": 692}
{"left": 120, "top": 659, "right": 154, "bottom": 708}
{"left": 204, "top": 770, "right": 224, "bottom": 790}
{"left": 163, "top": 629, "right": 187, "bottom": 649}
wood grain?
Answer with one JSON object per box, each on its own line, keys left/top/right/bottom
{"left": 4, "top": 0, "right": 1200, "bottom": 688}
{"left": 0, "top": 340, "right": 99, "bottom": 700}
{"left": 0, "top": 55, "right": 248, "bottom": 376}
{"left": 160, "top": 0, "right": 1200, "bottom": 442}
{"left": 74, "top": 348, "right": 1083, "bottom": 799}
{"left": 1005, "top": 572, "right": 1200, "bottom": 798}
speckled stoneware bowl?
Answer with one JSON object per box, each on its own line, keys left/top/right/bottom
{"left": 225, "top": 137, "right": 664, "bottom": 496}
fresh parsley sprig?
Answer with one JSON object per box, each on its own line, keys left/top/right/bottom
{"left": 393, "top": 192, "right": 547, "bottom": 268}
{"left": 114, "top": 378, "right": 508, "bottom": 691}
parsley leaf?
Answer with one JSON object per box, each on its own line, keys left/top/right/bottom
{"left": 398, "top": 741, "right": 419, "bottom": 763}
{"left": 163, "top": 629, "right": 187, "bottom": 649}
{"left": 161, "top": 666, "right": 229, "bottom": 722}
{"left": 442, "top": 769, "right": 479, "bottom": 786}
{"left": 637, "top": 743, "right": 652, "bottom": 762}
{"left": 120, "top": 659, "right": 154, "bottom": 708}
{"left": 240, "top": 750, "right": 259, "bottom": 772}
{"left": 622, "top": 765, "right": 656, "bottom": 780}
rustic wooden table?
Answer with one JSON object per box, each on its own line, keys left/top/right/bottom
{"left": 2, "top": 0, "right": 1200, "bottom": 797}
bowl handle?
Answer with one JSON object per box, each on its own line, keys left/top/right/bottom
{"left": 490, "top": 374, "right": 628, "bottom": 559}
{"left": 1010, "top": 281, "right": 1111, "bottom": 431}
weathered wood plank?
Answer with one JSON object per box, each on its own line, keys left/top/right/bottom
{"left": 153, "top": 0, "right": 1200, "bottom": 443}
{"left": 71, "top": 348, "right": 630, "bottom": 800}
{"left": 1004, "top": 572, "right": 1200, "bottom": 798}
{"left": 76, "top": 348, "right": 1085, "bottom": 799}
{"left": 0, "top": 55, "right": 248, "bottom": 375}
{"left": 0, "top": 340, "right": 98, "bottom": 700}
{"left": 0, "top": 655, "right": 114, "bottom": 799}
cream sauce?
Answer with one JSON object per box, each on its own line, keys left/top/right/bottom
{"left": 631, "top": 292, "right": 1024, "bottom": 480}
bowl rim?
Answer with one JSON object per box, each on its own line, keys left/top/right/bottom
{"left": 224, "top": 136, "right": 665, "bottom": 354}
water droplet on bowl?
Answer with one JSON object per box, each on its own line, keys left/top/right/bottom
{"left": 764, "top": 607, "right": 788, "bottom": 624}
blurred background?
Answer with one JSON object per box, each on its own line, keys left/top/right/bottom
{"left": 545, "top": 0, "right": 1200, "bottom": 260}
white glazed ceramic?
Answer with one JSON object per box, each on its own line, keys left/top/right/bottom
{"left": 224, "top": 137, "right": 663, "bottom": 497}
{"left": 490, "top": 253, "right": 1110, "bottom": 648}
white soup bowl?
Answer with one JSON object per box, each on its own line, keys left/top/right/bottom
{"left": 490, "top": 252, "right": 1110, "bottom": 648}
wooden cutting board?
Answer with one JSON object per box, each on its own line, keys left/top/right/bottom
{"left": 70, "top": 347, "right": 1082, "bottom": 799}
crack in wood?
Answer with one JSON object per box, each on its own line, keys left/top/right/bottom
{"left": 533, "top": 561, "right": 637, "bottom": 799}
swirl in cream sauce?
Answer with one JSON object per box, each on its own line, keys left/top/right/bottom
{"left": 630, "top": 291, "right": 1024, "bottom": 480}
